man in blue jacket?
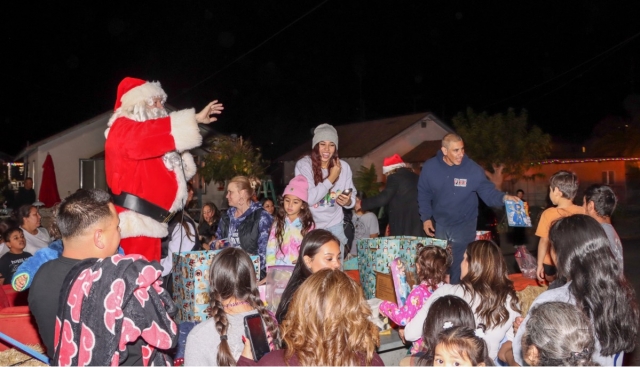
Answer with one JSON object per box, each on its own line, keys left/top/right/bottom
{"left": 418, "top": 133, "right": 520, "bottom": 284}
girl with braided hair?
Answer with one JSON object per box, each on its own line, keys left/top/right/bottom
{"left": 184, "top": 247, "right": 279, "bottom": 366}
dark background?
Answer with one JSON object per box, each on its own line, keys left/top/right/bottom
{"left": 3, "top": 1, "right": 639, "bottom": 159}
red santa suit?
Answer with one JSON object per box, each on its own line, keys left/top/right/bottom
{"left": 105, "top": 77, "right": 201, "bottom": 261}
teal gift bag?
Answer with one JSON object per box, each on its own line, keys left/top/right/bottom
{"left": 356, "top": 236, "right": 447, "bottom": 299}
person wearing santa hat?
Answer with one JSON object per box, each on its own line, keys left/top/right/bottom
{"left": 355, "top": 154, "right": 424, "bottom": 237}
{"left": 105, "top": 77, "right": 223, "bottom": 261}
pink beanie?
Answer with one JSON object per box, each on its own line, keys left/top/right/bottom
{"left": 283, "top": 175, "right": 309, "bottom": 202}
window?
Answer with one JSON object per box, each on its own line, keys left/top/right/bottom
{"left": 79, "top": 159, "right": 107, "bottom": 190}
{"left": 602, "top": 171, "right": 614, "bottom": 184}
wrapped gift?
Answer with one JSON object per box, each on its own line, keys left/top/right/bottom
{"left": 343, "top": 255, "right": 359, "bottom": 270}
{"left": 172, "top": 250, "right": 260, "bottom": 322}
{"left": 475, "top": 230, "right": 492, "bottom": 241}
{"left": 356, "top": 236, "right": 447, "bottom": 299}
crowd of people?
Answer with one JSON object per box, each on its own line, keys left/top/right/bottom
{"left": 0, "top": 77, "right": 637, "bottom": 366}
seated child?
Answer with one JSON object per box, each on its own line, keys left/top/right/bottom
{"left": 379, "top": 244, "right": 451, "bottom": 353}
{"left": 433, "top": 325, "right": 494, "bottom": 367}
{"left": 583, "top": 184, "right": 623, "bottom": 271}
{"left": 535, "top": 171, "right": 583, "bottom": 282}
{"left": 0, "top": 226, "right": 32, "bottom": 285}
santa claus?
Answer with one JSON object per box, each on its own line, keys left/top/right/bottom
{"left": 105, "top": 77, "right": 222, "bottom": 261}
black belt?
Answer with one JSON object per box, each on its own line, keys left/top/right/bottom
{"left": 109, "top": 189, "right": 176, "bottom": 224}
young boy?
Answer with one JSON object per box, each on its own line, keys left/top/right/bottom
{"left": 583, "top": 184, "right": 623, "bottom": 271}
{"left": 535, "top": 171, "right": 583, "bottom": 282}
{"left": 0, "top": 227, "right": 32, "bottom": 285}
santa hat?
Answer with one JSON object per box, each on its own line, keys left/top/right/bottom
{"left": 283, "top": 175, "right": 309, "bottom": 202}
{"left": 382, "top": 154, "right": 406, "bottom": 174}
{"left": 114, "top": 77, "right": 167, "bottom": 111}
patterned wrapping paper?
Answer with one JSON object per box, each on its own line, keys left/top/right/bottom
{"left": 475, "top": 230, "right": 493, "bottom": 241}
{"left": 171, "top": 250, "right": 260, "bottom": 323}
{"left": 356, "top": 236, "right": 447, "bottom": 299}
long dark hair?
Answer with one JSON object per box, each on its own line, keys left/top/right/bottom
{"left": 273, "top": 195, "right": 314, "bottom": 257}
{"left": 418, "top": 295, "right": 476, "bottom": 365}
{"left": 309, "top": 143, "right": 338, "bottom": 185}
{"left": 201, "top": 201, "right": 221, "bottom": 226}
{"left": 208, "top": 247, "right": 280, "bottom": 366}
{"left": 460, "top": 240, "right": 520, "bottom": 329}
{"left": 550, "top": 214, "right": 638, "bottom": 355}
{"left": 275, "top": 229, "right": 340, "bottom": 324}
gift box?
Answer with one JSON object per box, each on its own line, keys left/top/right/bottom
{"left": 343, "top": 255, "right": 359, "bottom": 270}
{"left": 475, "top": 230, "right": 492, "bottom": 241}
{"left": 356, "top": 236, "right": 447, "bottom": 299}
{"left": 172, "top": 250, "right": 260, "bottom": 322}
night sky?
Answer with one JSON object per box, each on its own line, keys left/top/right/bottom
{"left": 4, "top": 1, "right": 640, "bottom": 160}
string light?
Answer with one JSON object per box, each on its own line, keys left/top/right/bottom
{"left": 531, "top": 158, "right": 640, "bottom": 165}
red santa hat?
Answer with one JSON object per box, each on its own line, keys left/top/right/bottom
{"left": 114, "top": 77, "right": 167, "bottom": 111}
{"left": 382, "top": 154, "right": 406, "bottom": 174}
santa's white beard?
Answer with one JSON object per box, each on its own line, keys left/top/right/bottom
{"left": 130, "top": 103, "right": 169, "bottom": 121}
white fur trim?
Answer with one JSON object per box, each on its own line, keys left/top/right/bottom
{"left": 181, "top": 152, "right": 197, "bottom": 181}
{"left": 119, "top": 210, "right": 168, "bottom": 239}
{"left": 383, "top": 163, "right": 406, "bottom": 174}
{"left": 120, "top": 81, "right": 166, "bottom": 112}
{"left": 170, "top": 109, "right": 202, "bottom": 152}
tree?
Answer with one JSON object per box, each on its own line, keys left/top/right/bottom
{"left": 453, "top": 108, "right": 551, "bottom": 188}
{"left": 353, "top": 164, "right": 381, "bottom": 198}
{"left": 199, "top": 135, "right": 266, "bottom": 186}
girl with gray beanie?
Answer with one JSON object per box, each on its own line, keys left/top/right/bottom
{"left": 294, "top": 123, "right": 356, "bottom": 257}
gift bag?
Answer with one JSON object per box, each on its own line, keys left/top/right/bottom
{"left": 172, "top": 250, "right": 260, "bottom": 322}
{"left": 514, "top": 245, "right": 537, "bottom": 279}
{"left": 475, "top": 230, "right": 492, "bottom": 241}
{"left": 356, "top": 236, "right": 447, "bottom": 299}
{"left": 265, "top": 265, "right": 294, "bottom": 312}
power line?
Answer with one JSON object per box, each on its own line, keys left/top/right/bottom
{"left": 177, "top": 0, "right": 331, "bottom": 99}
{"left": 483, "top": 29, "right": 640, "bottom": 109}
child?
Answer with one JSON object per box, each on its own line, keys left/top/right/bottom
{"left": 379, "top": 244, "right": 451, "bottom": 354}
{"left": 399, "top": 295, "right": 476, "bottom": 366}
{"left": 583, "top": 184, "right": 623, "bottom": 271}
{"left": 266, "top": 175, "right": 315, "bottom": 267}
{"left": 184, "top": 247, "right": 279, "bottom": 365}
{"left": 433, "top": 325, "right": 494, "bottom": 367}
{"left": 349, "top": 192, "right": 379, "bottom": 257}
{"left": 0, "top": 226, "right": 32, "bottom": 285}
{"left": 535, "top": 170, "right": 583, "bottom": 282}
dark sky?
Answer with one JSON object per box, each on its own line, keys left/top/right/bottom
{"left": 3, "top": 1, "right": 640, "bottom": 159}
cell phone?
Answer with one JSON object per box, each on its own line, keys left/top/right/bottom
{"left": 244, "top": 314, "right": 270, "bottom": 361}
{"left": 342, "top": 188, "right": 353, "bottom": 196}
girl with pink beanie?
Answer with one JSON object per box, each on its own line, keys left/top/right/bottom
{"left": 266, "top": 175, "right": 315, "bottom": 267}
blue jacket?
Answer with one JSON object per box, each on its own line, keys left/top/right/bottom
{"left": 418, "top": 150, "right": 505, "bottom": 227}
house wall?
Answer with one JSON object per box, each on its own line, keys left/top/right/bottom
{"left": 28, "top": 122, "right": 106, "bottom": 201}
{"left": 507, "top": 161, "right": 628, "bottom": 206}
{"left": 363, "top": 117, "right": 449, "bottom": 181}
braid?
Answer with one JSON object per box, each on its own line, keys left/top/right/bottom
{"left": 249, "top": 290, "right": 282, "bottom": 349}
{"left": 211, "top": 291, "right": 235, "bottom": 366}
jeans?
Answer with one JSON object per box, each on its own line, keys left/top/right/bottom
{"left": 435, "top": 219, "right": 477, "bottom": 285}
{"left": 325, "top": 222, "right": 348, "bottom": 267}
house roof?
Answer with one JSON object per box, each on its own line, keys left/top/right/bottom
{"left": 277, "top": 112, "right": 452, "bottom": 161}
{"left": 401, "top": 140, "right": 442, "bottom": 163}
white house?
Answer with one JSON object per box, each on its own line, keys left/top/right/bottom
{"left": 277, "top": 112, "right": 453, "bottom": 183}
{"left": 14, "top": 111, "right": 112, "bottom": 201}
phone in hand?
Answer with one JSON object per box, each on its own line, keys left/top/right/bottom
{"left": 244, "top": 314, "right": 270, "bottom": 361}
{"left": 342, "top": 188, "right": 353, "bottom": 196}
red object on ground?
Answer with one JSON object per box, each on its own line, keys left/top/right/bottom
{"left": 39, "top": 154, "right": 62, "bottom": 208}
{"left": 508, "top": 273, "right": 545, "bottom": 291}
{"left": 0, "top": 285, "right": 43, "bottom": 351}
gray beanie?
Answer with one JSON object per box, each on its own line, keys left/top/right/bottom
{"left": 312, "top": 123, "right": 339, "bottom": 150}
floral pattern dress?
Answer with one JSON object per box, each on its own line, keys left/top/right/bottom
{"left": 379, "top": 282, "right": 442, "bottom": 353}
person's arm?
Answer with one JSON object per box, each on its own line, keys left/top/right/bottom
{"left": 336, "top": 163, "right": 356, "bottom": 209}
{"left": 536, "top": 237, "right": 549, "bottom": 281}
{"left": 379, "top": 286, "right": 428, "bottom": 326}
{"left": 257, "top": 211, "right": 274, "bottom": 278}
{"left": 295, "top": 158, "right": 333, "bottom": 205}
{"left": 360, "top": 176, "right": 398, "bottom": 212}
{"left": 404, "top": 285, "right": 451, "bottom": 340}
{"left": 498, "top": 341, "right": 520, "bottom": 366}
{"left": 11, "top": 241, "right": 62, "bottom": 291}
